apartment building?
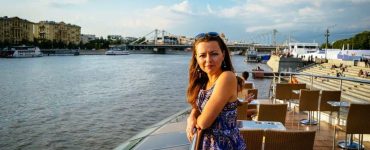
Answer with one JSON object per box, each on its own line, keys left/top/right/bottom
{"left": 34, "top": 21, "right": 81, "bottom": 45}
{"left": 0, "top": 16, "right": 34, "bottom": 44}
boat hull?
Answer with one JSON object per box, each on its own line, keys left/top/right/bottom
{"left": 105, "top": 50, "right": 130, "bottom": 55}
{"left": 0, "top": 46, "right": 43, "bottom": 58}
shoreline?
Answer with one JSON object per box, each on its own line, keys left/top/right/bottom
{"left": 78, "top": 49, "right": 192, "bottom": 55}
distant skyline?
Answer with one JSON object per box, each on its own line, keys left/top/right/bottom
{"left": 1, "top": 0, "right": 370, "bottom": 44}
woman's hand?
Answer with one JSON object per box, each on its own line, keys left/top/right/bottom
{"left": 245, "top": 93, "right": 254, "bottom": 103}
{"left": 186, "top": 116, "right": 197, "bottom": 142}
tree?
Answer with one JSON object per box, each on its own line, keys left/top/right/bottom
{"left": 332, "top": 31, "right": 370, "bottom": 50}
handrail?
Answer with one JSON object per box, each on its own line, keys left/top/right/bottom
{"left": 249, "top": 71, "right": 370, "bottom": 100}
{"left": 296, "top": 63, "right": 316, "bottom": 72}
{"left": 114, "top": 107, "right": 191, "bottom": 150}
{"left": 189, "top": 129, "right": 203, "bottom": 150}
{"left": 251, "top": 71, "right": 370, "bottom": 84}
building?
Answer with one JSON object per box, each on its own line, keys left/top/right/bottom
{"left": 178, "top": 36, "right": 192, "bottom": 45}
{"left": 156, "top": 35, "right": 179, "bottom": 45}
{"left": 0, "top": 16, "right": 34, "bottom": 44}
{"left": 34, "top": 21, "right": 81, "bottom": 45}
{"left": 80, "top": 34, "right": 98, "bottom": 44}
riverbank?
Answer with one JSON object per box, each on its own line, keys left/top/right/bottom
{"left": 78, "top": 49, "right": 191, "bottom": 55}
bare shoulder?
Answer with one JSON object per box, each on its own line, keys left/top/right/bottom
{"left": 218, "top": 71, "right": 237, "bottom": 82}
{"left": 215, "top": 71, "right": 237, "bottom": 102}
{"left": 216, "top": 71, "right": 237, "bottom": 87}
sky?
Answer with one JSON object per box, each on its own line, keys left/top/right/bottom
{"left": 1, "top": 0, "right": 370, "bottom": 44}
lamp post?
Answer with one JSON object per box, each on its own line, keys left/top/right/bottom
{"left": 324, "top": 28, "right": 330, "bottom": 59}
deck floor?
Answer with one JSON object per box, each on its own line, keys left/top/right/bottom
{"left": 134, "top": 107, "right": 370, "bottom": 150}
{"left": 284, "top": 110, "right": 370, "bottom": 150}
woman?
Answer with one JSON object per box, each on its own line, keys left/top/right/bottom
{"left": 186, "top": 32, "right": 246, "bottom": 149}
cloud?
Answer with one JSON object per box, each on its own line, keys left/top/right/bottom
{"left": 206, "top": 4, "right": 214, "bottom": 14}
{"left": 171, "top": 0, "right": 192, "bottom": 15}
{"left": 351, "top": 0, "right": 369, "bottom": 4}
{"left": 246, "top": 22, "right": 294, "bottom": 32}
{"left": 219, "top": 6, "right": 245, "bottom": 18}
{"left": 44, "top": 0, "right": 89, "bottom": 8}
{"left": 118, "top": 1, "right": 194, "bottom": 35}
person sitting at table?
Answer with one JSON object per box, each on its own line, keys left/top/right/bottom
{"left": 241, "top": 71, "right": 255, "bottom": 88}
{"left": 236, "top": 76, "right": 256, "bottom": 119}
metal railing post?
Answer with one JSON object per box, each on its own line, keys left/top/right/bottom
{"left": 278, "top": 73, "right": 281, "bottom": 83}
{"left": 311, "top": 74, "right": 314, "bottom": 90}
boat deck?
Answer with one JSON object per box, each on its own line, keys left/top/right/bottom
{"left": 126, "top": 107, "right": 370, "bottom": 150}
{"left": 285, "top": 110, "right": 370, "bottom": 150}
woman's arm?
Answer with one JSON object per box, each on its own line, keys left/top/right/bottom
{"left": 186, "top": 108, "right": 200, "bottom": 141}
{"left": 189, "top": 107, "right": 200, "bottom": 118}
{"left": 196, "top": 71, "right": 237, "bottom": 129}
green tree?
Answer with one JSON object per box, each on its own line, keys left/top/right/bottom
{"left": 332, "top": 31, "right": 370, "bottom": 49}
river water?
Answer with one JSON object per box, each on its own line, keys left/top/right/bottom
{"left": 0, "top": 54, "right": 271, "bottom": 150}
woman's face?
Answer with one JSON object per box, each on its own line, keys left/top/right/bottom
{"left": 195, "top": 41, "right": 225, "bottom": 75}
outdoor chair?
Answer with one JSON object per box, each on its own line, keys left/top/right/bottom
{"left": 288, "top": 83, "right": 306, "bottom": 109}
{"left": 274, "top": 83, "right": 291, "bottom": 104}
{"left": 290, "top": 83, "right": 306, "bottom": 100}
{"left": 237, "top": 101, "right": 249, "bottom": 120}
{"left": 257, "top": 104, "right": 288, "bottom": 125}
{"left": 264, "top": 130, "right": 316, "bottom": 150}
{"left": 319, "top": 90, "right": 341, "bottom": 126}
{"left": 294, "top": 89, "right": 320, "bottom": 126}
{"left": 243, "top": 83, "right": 253, "bottom": 90}
{"left": 333, "top": 103, "right": 370, "bottom": 150}
{"left": 240, "top": 130, "right": 264, "bottom": 150}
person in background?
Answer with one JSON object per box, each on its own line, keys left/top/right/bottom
{"left": 186, "top": 32, "right": 246, "bottom": 149}
{"left": 289, "top": 75, "right": 299, "bottom": 84}
{"left": 256, "top": 66, "right": 263, "bottom": 71}
{"left": 359, "top": 69, "right": 364, "bottom": 77}
{"left": 236, "top": 76, "right": 245, "bottom": 96}
{"left": 236, "top": 76, "right": 257, "bottom": 120}
{"left": 242, "top": 71, "right": 255, "bottom": 88}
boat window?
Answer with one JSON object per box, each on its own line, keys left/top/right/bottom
{"left": 304, "top": 46, "right": 317, "bottom": 49}
{"left": 298, "top": 46, "right": 303, "bottom": 48}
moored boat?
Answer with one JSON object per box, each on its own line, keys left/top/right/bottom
{"left": 0, "top": 46, "right": 43, "bottom": 58}
{"left": 105, "top": 47, "right": 130, "bottom": 55}
{"left": 245, "top": 49, "right": 258, "bottom": 62}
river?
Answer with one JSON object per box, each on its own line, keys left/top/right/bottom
{"left": 0, "top": 54, "right": 271, "bottom": 150}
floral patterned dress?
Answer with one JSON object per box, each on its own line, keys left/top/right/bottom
{"left": 196, "top": 85, "right": 247, "bottom": 150}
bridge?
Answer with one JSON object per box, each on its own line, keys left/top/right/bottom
{"left": 123, "top": 29, "right": 288, "bottom": 54}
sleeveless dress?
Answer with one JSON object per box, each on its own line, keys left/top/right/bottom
{"left": 196, "top": 85, "right": 247, "bottom": 150}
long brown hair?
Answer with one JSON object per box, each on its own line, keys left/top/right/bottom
{"left": 187, "top": 34, "right": 235, "bottom": 108}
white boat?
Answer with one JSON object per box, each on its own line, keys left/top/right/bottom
{"left": 288, "top": 42, "right": 319, "bottom": 57}
{"left": 245, "top": 49, "right": 258, "bottom": 62}
{"left": 105, "top": 47, "right": 130, "bottom": 55}
{"left": 288, "top": 42, "right": 370, "bottom": 61}
{"left": 0, "top": 46, "right": 43, "bottom": 58}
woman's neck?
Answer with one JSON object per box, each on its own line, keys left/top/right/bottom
{"left": 207, "top": 71, "right": 223, "bottom": 87}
